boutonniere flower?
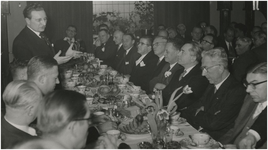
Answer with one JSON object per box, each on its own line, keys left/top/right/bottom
{"left": 183, "top": 85, "right": 193, "bottom": 94}
{"left": 164, "top": 71, "right": 172, "bottom": 78}
{"left": 140, "top": 61, "right": 146, "bottom": 67}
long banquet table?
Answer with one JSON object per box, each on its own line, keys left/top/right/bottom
{"left": 59, "top": 57, "right": 221, "bottom": 149}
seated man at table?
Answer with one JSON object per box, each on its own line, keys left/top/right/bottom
{"left": 1, "top": 80, "right": 43, "bottom": 149}
{"left": 54, "top": 25, "right": 86, "bottom": 56}
{"left": 37, "top": 90, "right": 125, "bottom": 149}
{"left": 180, "top": 47, "right": 246, "bottom": 141}
{"left": 116, "top": 33, "right": 140, "bottom": 75}
{"left": 238, "top": 109, "right": 267, "bottom": 149}
{"left": 150, "top": 36, "right": 169, "bottom": 79}
{"left": 130, "top": 36, "right": 158, "bottom": 93}
{"left": 161, "top": 42, "right": 209, "bottom": 108}
{"left": 27, "top": 56, "right": 60, "bottom": 95}
{"left": 94, "top": 29, "right": 117, "bottom": 66}
{"left": 200, "top": 34, "right": 217, "bottom": 51}
{"left": 112, "top": 30, "right": 125, "bottom": 69}
{"left": 149, "top": 39, "right": 183, "bottom": 93}
{"left": 219, "top": 62, "right": 267, "bottom": 148}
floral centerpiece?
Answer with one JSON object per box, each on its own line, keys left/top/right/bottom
{"left": 145, "top": 85, "right": 193, "bottom": 148}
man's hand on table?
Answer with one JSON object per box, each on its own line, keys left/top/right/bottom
{"left": 237, "top": 132, "right": 257, "bottom": 149}
{"left": 96, "top": 121, "right": 118, "bottom": 134}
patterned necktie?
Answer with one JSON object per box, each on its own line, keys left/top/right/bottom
{"left": 178, "top": 70, "right": 186, "bottom": 81}
{"left": 39, "top": 33, "right": 51, "bottom": 46}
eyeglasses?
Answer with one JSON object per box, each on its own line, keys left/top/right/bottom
{"left": 201, "top": 64, "right": 221, "bottom": 73}
{"left": 201, "top": 39, "right": 213, "bottom": 44}
{"left": 153, "top": 42, "right": 166, "bottom": 47}
{"left": 73, "top": 117, "right": 93, "bottom": 126}
{"left": 137, "top": 42, "right": 149, "bottom": 46}
{"left": 243, "top": 80, "right": 267, "bottom": 89}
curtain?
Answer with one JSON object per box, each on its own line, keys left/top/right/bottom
{"left": 154, "top": 1, "right": 210, "bottom": 35}
{"left": 28, "top": 1, "right": 93, "bottom": 53}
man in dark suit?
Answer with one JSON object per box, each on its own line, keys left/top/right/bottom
{"left": 218, "top": 27, "right": 237, "bottom": 70}
{"left": 200, "top": 34, "right": 217, "bottom": 51}
{"left": 94, "top": 29, "right": 117, "bottom": 67}
{"left": 130, "top": 36, "right": 158, "bottom": 93}
{"left": 12, "top": 3, "right": 75, "bottom": 64}
{"left": 149, "top": 39, "right": 183, "bottom": 93}
{"left": 162, "top": 42, "right": 209, "bottom": 108}
{"left": 220, "top": 62, "right": 267, "bottom": 148}
{"left": 54, "top": 25, "right": 86, "bottom": 56}
{"left": 112, "top": 30, "right": 125, "bottom": 69}
{"left": 1, "top": 80, "right": 42, "bottom": 148}
{"left": 116, "top": 33, "right": 140, "bottom": 75}
{"left": 190, "top": 26, "right": 203, "bottom": 44}
{"left": 181, "top": 47, "right": 246, "bottom": 141}
{"left": 151, "top": 36, "right": 169, "bottom": 79}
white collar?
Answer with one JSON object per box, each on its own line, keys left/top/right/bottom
{"left": 169, "top": 62, "right": 177, "bottom": 71}
{"left": 159, "top": 55, "right": 165, "bottom": 62}
{"left": 215, "top": 73, "right": 230, "bottom": 90}
{"left": 183, "top": 64, "right": 196, "bottom": 77}
{"left": 4, "top": 116, "right": 37, "bottom": 136}
{"left": 125, "top": 46, "right": 133, "bottom": 55}
{"left": 27, "top": 26, "right": 41, "bottom": 38}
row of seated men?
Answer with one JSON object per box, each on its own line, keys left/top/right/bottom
{"left": 92, "top": 24, "right": 267, "bottom": 148}
{"left": 2, "top": 56, "right": 131, "bottom": 149}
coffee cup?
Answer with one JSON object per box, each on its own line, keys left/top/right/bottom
{"left": 77, "top": 85, "right": 86, "bottom": 93}
{"left": 191, "top": 133, "right": 210, "bottom": 146}
{"left": 86, "top": 97, "right": 93, "bottom": 105}
{"left": 107, "top": 129, "right": 120, "bottom": 139}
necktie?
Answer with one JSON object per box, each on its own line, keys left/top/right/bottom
{"left": 228, "top": 42, "right": 236, "bottom": 58}
{"left": 214, "top": 85, "right": 217, "bottom": 94}
{"left": 136, "top": 56, "right": 144, "bottom": 66}
{"left": 178, "top": 70, "right": 186, "bottom": 81}
{"left": 39, "top": 32, "right": 50, "bottom": 46}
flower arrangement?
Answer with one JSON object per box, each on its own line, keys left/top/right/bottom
{"left": 145, "top": 85, "right": 193, "bottom": 142}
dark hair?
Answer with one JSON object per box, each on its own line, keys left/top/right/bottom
{"left": 99, "top": 24, "right": 109, "bottom": 30}
{"left": 123, "top": 33, "right": 136, "bottom": 41}
{"left": 67, "top": 25, "right": 77, "bottom": 31}
{"left": 38, "top": 90, "right": 87, "bottom": 134}
{"left": 224, "top": 26, "right": 235, "bottom": 34}
{"left": 140, "top": 36, "right": 153, "bottom": 46}
{"left": 27, "top": 56, "right": 58, "bottom": 80}
{"left": 9, "top": 59, "right": 28, "bottom": 79}
{"left": 98, "top": 29, "right": 110, "bottom": 35}
{"left": 23, "top": 3, "right": 44, "bottom": 19}
{"left": 192, "top": 26, "right": 203, "bottom": 32}
{"left": 167, "top": 39, "right": 184, "bottom": 51}
{"left": 254, "top": 31, "right": 267, "bottom": 40}
{"left": 247, "top": 62, "right": 267, "bottom": 75}
{"left": 235, "top": 23, "right": 247, "bottom": 35}
{"left": 206, "top": 33, "right": 218, "bottom": 46}
{"left": 252, "top": 26, "right": 261, "bottom": 32}
{"left": 207, "top": 25, "right": 218, "bottom": 37}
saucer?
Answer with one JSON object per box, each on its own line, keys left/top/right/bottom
{"left": 179, "top": 137, "right": 219, "bottom": 149}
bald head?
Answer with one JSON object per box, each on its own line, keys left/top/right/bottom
{"left": 157, "top": 29, "right": 169, "bottom": 38}
{"left": 113, "top": 30, "right": 124, "bottom": 45}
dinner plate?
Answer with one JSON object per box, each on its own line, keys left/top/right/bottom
{"left": 179, "top": 137, "right": 219, "bottom": 149}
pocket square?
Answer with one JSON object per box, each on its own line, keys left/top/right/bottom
{"left": 140, "top": 61, "right": 146, "bottom": 67}
{"left": 125, "top": 62, "right": 129, "bottom": 65}
{"left": 101, "top": 47, "right": 105, "bottom": 52}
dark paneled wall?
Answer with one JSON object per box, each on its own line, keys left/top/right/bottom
{"left": 28, "top": 1, "right": 93, "bottom": 53}
{"left": 154, "top": 1, "right": 210, "bottom": 34}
